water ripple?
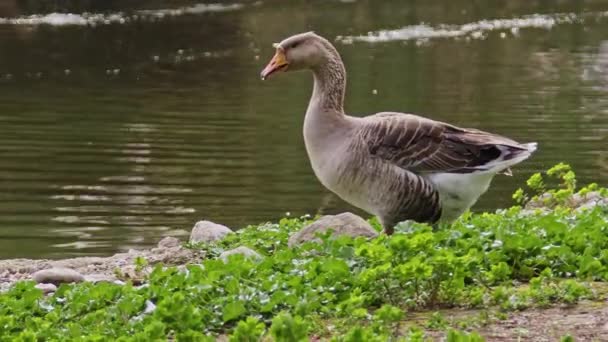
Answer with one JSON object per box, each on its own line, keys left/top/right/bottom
{"left": 337, "top": 12, "right": 607, "bottom": 43}
{"left": 0, "top": 3, "right": 243, "bottom": 26}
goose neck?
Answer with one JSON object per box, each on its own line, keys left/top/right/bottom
{"left": 309, "top": 56, "right": 346, "bottom": 115}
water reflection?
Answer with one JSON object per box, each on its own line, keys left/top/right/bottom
{"left": 48, "top": 122, "right": 194, "bottom": 253}
{"left": 0, "top": 0, "right": 606, "bottom": 258}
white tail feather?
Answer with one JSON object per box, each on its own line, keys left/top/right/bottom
{"left": 484, "top": 142, "right": 538, "bottom": 174}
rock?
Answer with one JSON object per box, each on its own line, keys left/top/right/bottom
{"left": 288, "top": 212, "right": 378, "bottom": 247}
{"left": 519, "top": 208, "right": 550, "bottom": 217}
{"left": 157, "top": 236, "right": 180, "bottom": 248}
{"left": 35, "top": 283, "right": 57, "bottom": 294}
{"left": 189, "top": 220, "right": 233, "bottom": 243}
{"left": 143, "top": 299, "right": 156, "bottom": 314}
{"left": 525, "top": 191, "right": 607, "bottom": 211}
{"left": 118, "top": 265, "right": 151, "bottom": 286}
{"left": 32, "top": 268, "right": 84, "bottom": 285}
{"left": 524, "top": 193, "right": 553, "bottom": 209}
{"left": 576, "top": 198, "right": 608, "bottom": 213}
{"left": 571, "top": 191, "right": 601, "bottom": 205}
{"left": 573, "top": 191, "right": 607, "bottom": 212}
{"left": 220, "top": 246, "right": 263, "bottom": 263}
{"left": 84, "top": 273, "right": 118, "bottom": 284}
{"left": 51, "top": 257, "right": 105, "bottom": 269}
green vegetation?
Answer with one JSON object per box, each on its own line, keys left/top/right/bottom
{"left": 1, "top": 164, "right": 607, "bottom": 341}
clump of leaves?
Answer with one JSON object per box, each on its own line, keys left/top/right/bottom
{"left": 229, "top": 316, "right": 265, "bottom": 342}
{"left": 269, "top": 312, "right": 309, "bottom": 342}
{"left": 513, "top": 163, "right": 606, "bottom": 209}
{"left": 426, "top": 312, "right": 449, "bottom": 329}
{"left": 446, "top": 329, "right": 485, "bottom": 342}
{"left": 561, "top": 335, "right": 575, "bottom": 342}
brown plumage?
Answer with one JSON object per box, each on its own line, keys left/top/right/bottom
{"left": 261, "top": 32, "right": 537, "bottom": 234}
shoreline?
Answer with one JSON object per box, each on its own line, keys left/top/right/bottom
{"left": 0, "top": 236, "right": 204, "bottom": 292}
{"left": 2, "top": 190, "right": 606, "bottom": 292}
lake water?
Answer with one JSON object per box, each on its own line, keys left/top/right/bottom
{"left": 0, "top": 0, "right": 606, "bottom": 258}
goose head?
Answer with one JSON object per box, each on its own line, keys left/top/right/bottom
{"left": 260, "top": 32, "right": 331, "bottom": 80}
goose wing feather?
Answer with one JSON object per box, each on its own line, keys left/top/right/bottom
{"left": 359, "top": 112, "right": 533, "bottom": 174}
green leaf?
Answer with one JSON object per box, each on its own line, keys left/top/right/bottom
{"left": 223, "top": 301, "right": 247, "bottom": 322}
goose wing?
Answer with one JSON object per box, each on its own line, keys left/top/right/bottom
{"left": 359, "top": 112, "right": 535, "bottom": 174}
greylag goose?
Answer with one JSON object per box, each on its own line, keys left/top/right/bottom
{"left": 260, "top": 32, "right": 537, "bottom": 234}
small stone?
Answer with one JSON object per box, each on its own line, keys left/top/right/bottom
{"left": 143, "top": 300, "right": 156, "bottom": 314}
{"left": 220, "top": 246, "right": 263, "bottom": 263}
{"left": 176, "top": 265, "right": 189, "bottom": 275}
{"left": 157, "top": 236, "right": 180, "bottom": 248}
{"left": 35, "top": 283, "right": 57, "bottom": 294}
{"left": 118, "top": 265, "right": 151, "bottom": 286}
{"left": 189, "top": 220, "right": 233, "bottom": 244}
{"left": 32, "top": 268, "right": 84, "bottom": 285}
{"left": 288, "top": 212, "right": 378, "bottom": 247}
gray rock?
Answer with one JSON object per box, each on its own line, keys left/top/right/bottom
{"left": 519, "top": 208, "right": 550, "bottom": 217}
{"left": 157, "top": 236, "right": 180, "bottom": 248}
{"left": 84, "top": 273, "right": 118, "bottom": 284}
{"left": 288, "top": 212, "right": 378, "bottom": 247}
{"left": 571, "top": 191, "right": 601, "bottom": 205}
{"left": 525, "top": 191, "right": 607, "bottom": 211}
{"left": 32, "top": 268, "right": 84, "bottom": 285}
{"left": 189, "top": 220, "right": 233, "bottom": 243}
{"left": 220, "top": 246, "right": 263, "bottom": 263}
{"left": 575, "top": 195, "right": 608, "bottom": 213}
{"left": 35, "top": 283, "right": 57, "bottom": 294}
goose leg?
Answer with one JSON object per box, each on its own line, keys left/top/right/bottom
{"left": 379, "top": 217, "right": 395, "bottom": 235}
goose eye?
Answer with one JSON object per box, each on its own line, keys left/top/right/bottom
{"left": 291, "top": 42, "right": 300, "bottom": 49}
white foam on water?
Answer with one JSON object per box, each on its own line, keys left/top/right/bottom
{"left": 137, "top": 3, "right": 243, "bottom": 17}
{"left": 0, "top": 3, "right": 242, "bottom": 26}
{"left": 337, "top": 12, "right": 607, "bottom": 43}
{"left": 0, "top": 13, "right": 90, "bottom": 26}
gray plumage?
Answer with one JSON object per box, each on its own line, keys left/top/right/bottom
{"left": 261, "top": 32, "right": 537, "bottom": 234}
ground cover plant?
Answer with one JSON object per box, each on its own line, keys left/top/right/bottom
{"left": 0, "top": 164, "right": 607, "bottom": 341}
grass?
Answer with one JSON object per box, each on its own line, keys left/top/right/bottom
{"left": 0, "top": 164, "right": 607, "bottom": 341}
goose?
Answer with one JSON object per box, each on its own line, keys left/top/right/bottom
{"left": 260, "top": 32, "right": 537, "bottom": 235}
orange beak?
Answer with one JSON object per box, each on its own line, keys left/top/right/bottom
{"left": 260, "top": 48, "right": 288, "bottom": 80}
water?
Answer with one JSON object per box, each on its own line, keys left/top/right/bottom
{"left": 0, "top": 0, "right": 606, "bottom": 258}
